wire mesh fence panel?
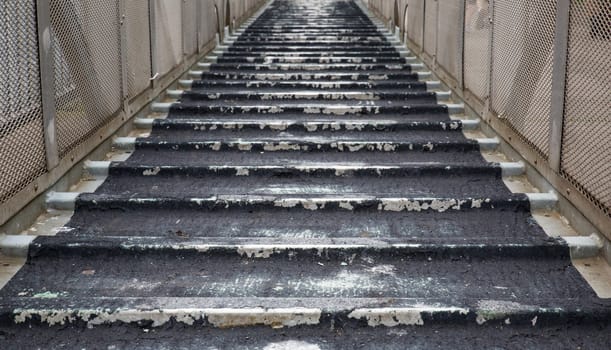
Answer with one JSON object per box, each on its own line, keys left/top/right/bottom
{"left": 463, "top": 0, "right": 491, "bottom": 101}
{"left": 183, "top": 0, "right": 198, "bottom": 56}
{"left": 153, "top": 0, "right": 183, "bottom": 77}
{"left": 561, "top": 0, "right": 611, "bottom": 216}
{"left": 0, "top": 1, "right": 48, "bottom": 204}
{"left": 125, "top": 0, "right": 152, "bottom": 99}
{"left": 436, "top": 0, "right": 464, "bottom": 84}
{"left": 200, "top": 1, "right": 219, "bottom": 49}
{"left": 406, "top": 0, "right": 425, "bottom": 51}
{"left": 50, "top": 0, "right": 123, "bottom": 157}
{"left": 423, "top": 0, "right": 438, "bottom": 59}
{"left": 490, "top": 0, "right": 557, "bottom": 158}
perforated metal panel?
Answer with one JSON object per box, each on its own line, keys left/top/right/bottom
{"left": 423, "top": 0, "right": 438, "bottom": 58}
{"left": 153, "top": 0, "right": 183, "bottom": 76}
{"left": 463, "top": 0, "right": 490, "bottom": 101}
{"left": 406, "top": 0, "right": 425, "bottom": 50}
{"left": 0, "top": 0, "right": 47, "bottom": 204}
{"left": 490, "top": 0, "right": 557, "bottom": 158}
{"left": 200, "top": 1, "right": 219, "bottom": 49}
{"left": 125, "top": 0, "right": 152, "bottom": 99}
{"left": 183, "top": 0, "right": 198, "bottom": 56}
{"left": 561, "top": 0, "right": 611, "bottom": 216}
{"left": 50, "top": 0, "right": 123, "bottom": 157}
{"left": 436, "top": 1, "right": 463, "bottom": 84}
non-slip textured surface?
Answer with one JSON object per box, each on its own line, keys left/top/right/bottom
{"left": 0, "top": 0, "right": 609, "bottom": 348}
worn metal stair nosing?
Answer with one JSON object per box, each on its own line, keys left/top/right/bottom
{"left": 134, "top": 116, "right": 479, "bottom": 131}
{"left": 45, "top": 189, "right": 557, "bottom": 212}
{"left": 177, "top": 79, "right": 442, "bottom": 90}
{"left": 83, "top": 160, "right": 524, "bottom": 178}
{"left": 164, "top": 89, "right": 451, "bottom": 100}
{"left": 150, "top": 101, "right": 462, "bottom": 114}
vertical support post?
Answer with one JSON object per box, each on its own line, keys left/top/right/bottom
{"left": 181, "top": 0, "right": 186, "bottom": 58}
{"left": 486, "top": 0, "right": 496, "bottom": 114}
{"left": 36, "top": 0, "right": 59, "bottom": 169}
{"left": 149, "top": 0, "right": 159, "bottom": 89}
{"left": 549, "top": 0, "right": 571, "bottom": 172}
{"left": 118, "top": 0, "right": 130, "bottom": 112}
{"left": 458, "top": 0, "right": 466, "bottom": 91}
{"left": 196, "top": 0, "right": 202, "bottom": 53}
{"left": 419, "top": 0, "right": 426, "bottom": 54}
{"left": 433, "top": 0, "right": 438, "bottom": 66}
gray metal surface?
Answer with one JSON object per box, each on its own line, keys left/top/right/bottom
{"left": 422, "top": 0, "right": 437, "bottom": 60}
{"left": 406, "top": 0, "right": 425, "bottom": 50}
{"left": 435, "top": 0, "right": 463, "bottom": 87}
{"left": 152, "top": 0, "right": 183, "bottom": 76}
{"left": 463, "top": 0, "right": 490, "bottom": 101}
{"left": 124, "top": 0, "right": 152, "bottom": 98}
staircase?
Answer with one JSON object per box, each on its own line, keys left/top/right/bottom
{"left": 1, "top": 0, "right": 610, "bottom": 348}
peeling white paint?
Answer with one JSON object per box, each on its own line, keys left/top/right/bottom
{"left": 205, "top": 308, "right": 321, "bottom": 328}
{"left": 348, "top": 308, "right": 424, "bottom": 326}
{"left": 142, "top": 167, "right": 161, "bottom": 176}
{"left": 303, "top": 107, "right": 321, "bottom": 114}
{"left": 380, "top": 198, "right": 467, "bottom": 212}
{"left": 210, "top": 142, "right": 222, "bottom": 151}
{"left": 263, "top": 143, "right": 301, "bottom": 151}
{"left": 13, "top": 308, "right": 321, "bottom": 329}
{"left": 368, "top": 264, "right": 396, "bottom": 276}
{"left": 304, "top": 123, "right": 318, "bottom": 132}
{"left": 263, "top": 340, "right": 321, "bottom": 350}
{"left": 14, "top": 308, "right": 204, "bottom": 327}
{"left": 339, "top": 201, "right": 354, "bottom": 210}
{"left": 475, "top": 300, "right": 538, "bottom": 325}
{"left": 238, "top": 143, "right": 253, "bottom": 151}
{"left": 369, "top": 74, "right": 388, "bottom": 81}
{"left": 235, "top": 168, "right": 250, "bottom": 176}
{"left": 237, "top": 246, "right": 277, "bottom": 258}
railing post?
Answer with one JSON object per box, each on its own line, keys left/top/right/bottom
{"left": 486, "top": 0, "right": 495, "bottom": 113}
{"left": 149, "top": 0, "right": 159, "bottom": 89}
{"left": 458, "top": 0, "right": 466, "bottom": 91}
{"left": 118, "top": 0, "right": 130, "bottom": 111}
{"left": 181, "top": 0, "right": 187, "bottom": 58}
{"left": 549, "top": 0, "right": 571, "bottom": 172}
{"left": 36, "top": 0, "right": 59, "bottom": 169}
{"left": 196, "top": 0, "right": 202, "bottom": 53}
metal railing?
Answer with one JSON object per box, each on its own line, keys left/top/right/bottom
{"left": 369, "top": 0, "right": 610, "bottom": 238}
{"left": 0, "top": 0, "right": 265, "bottom": 226}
